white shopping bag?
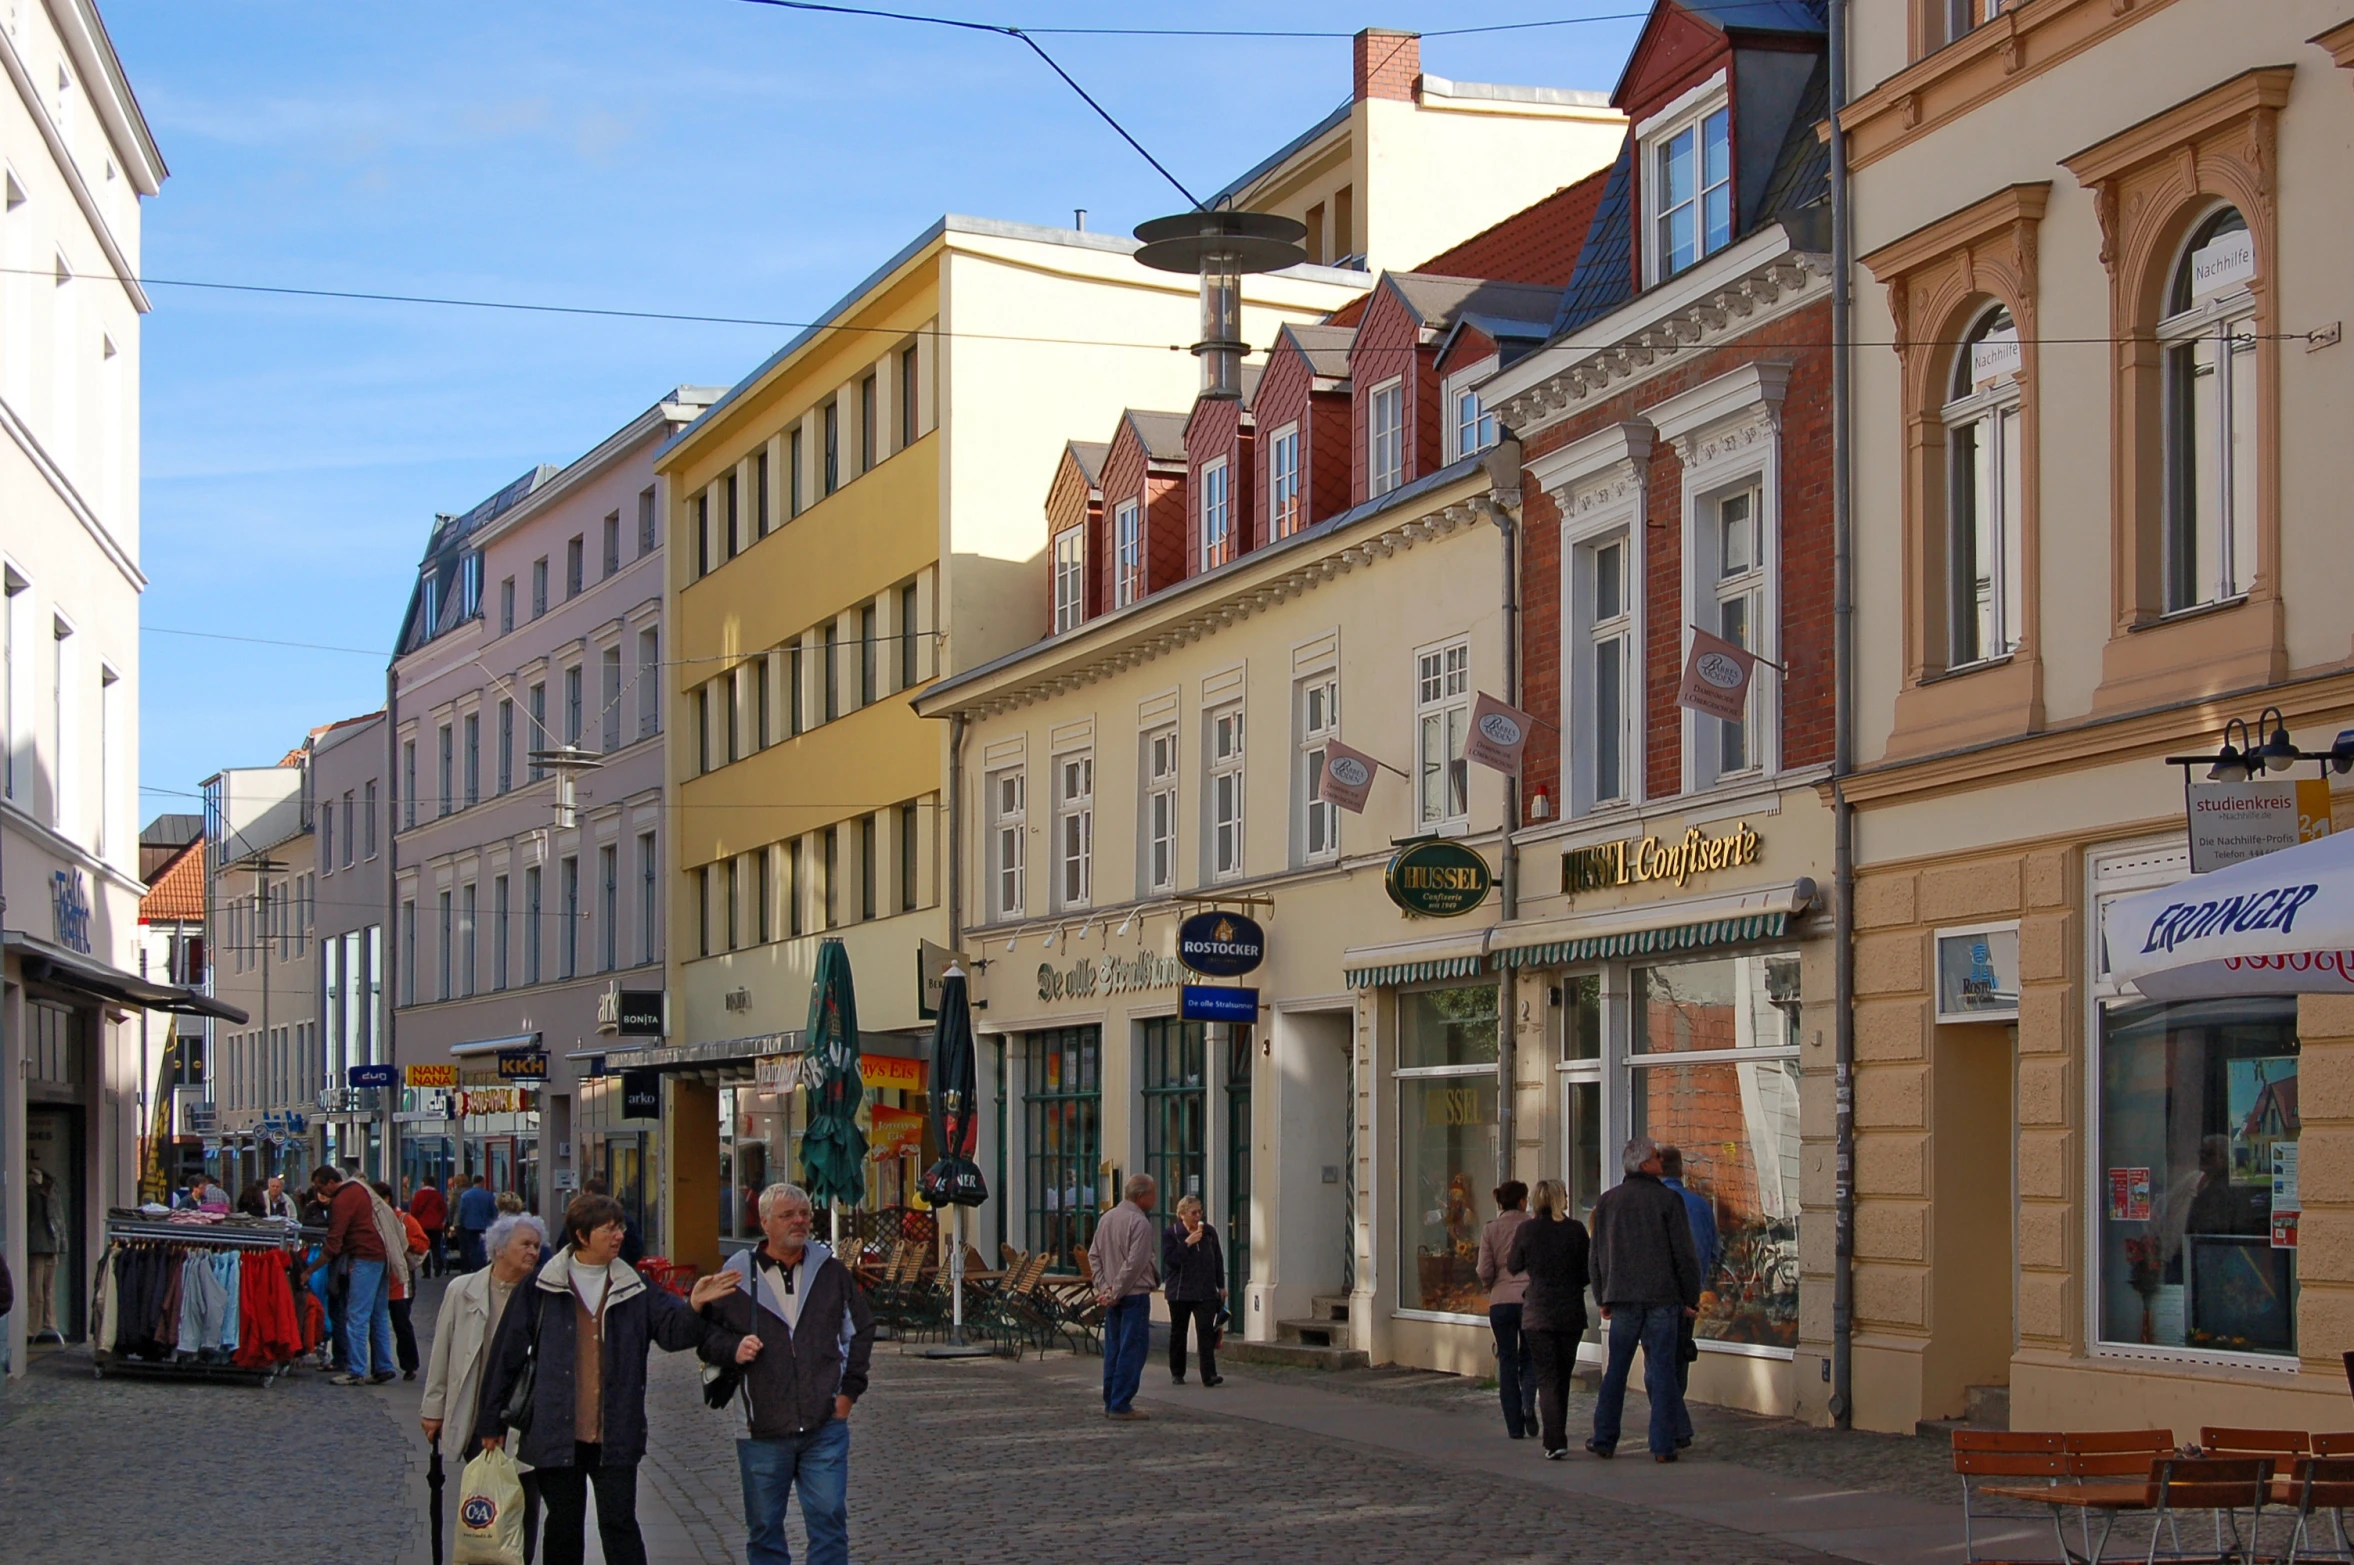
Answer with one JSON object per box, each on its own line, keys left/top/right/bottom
{"left": 454, "top": 1445, "right": 528, "bottom": 1565}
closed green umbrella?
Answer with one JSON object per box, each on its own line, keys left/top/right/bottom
{"left": 798, "top": 938, "right": 867, "bottom": 1233}
{"left": 919, "top": 966, "right": 991, "bottom": 1355}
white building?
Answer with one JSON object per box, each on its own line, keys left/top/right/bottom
{"left": 0, "top": 0, "right": 210, "bottom": 1377}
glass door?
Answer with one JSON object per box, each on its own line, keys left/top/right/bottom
{"left": 1559, "top": 973, "right": 1606, "bottom": 1348}
{"left": 1224, "top": 1025, "right": 1252, "bottom": 1302}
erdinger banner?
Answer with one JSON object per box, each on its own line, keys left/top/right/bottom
{"left": 2106, "top": 827, "right": 2354, "bottom": 999}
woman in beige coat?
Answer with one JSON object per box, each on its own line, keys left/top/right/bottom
{"left": 422, "top": 1213, "right": 546, "bottom": 1560}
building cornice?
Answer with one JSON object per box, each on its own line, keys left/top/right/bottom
{"left": 2057, "top": 66, "right": 2295, "bottom": 190}
{"left": 0, "top": 14, "right": 151, "bottom": 311}
{"left": 0, "top": 380, "right": 142, "bottom": 587}
{"left": 1486, "top": 239, "right": 1830, "bottom": 439}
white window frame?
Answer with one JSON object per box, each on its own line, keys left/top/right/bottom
{"left": 1052, "top": 527, "right": 1086, "bottom": 633}
{"left": 1113, "top": 499, "right": 1144, "bottom": 608}
{"left": 2158, "top": 207, "right": 2258, "bottom": 615}
{"left": 990, "top": 768, "right": 1026, "bottom": 919}
{"left": 1414, "top": 639, "right": 1471, "bottom": 830}
{"left": 1942, "top": 307, "right": 2024, "bottom": 669}
{"left": 1266, "top": 423, "right": 1301, "bottom": 540}
{"left": 1368, "top": 379, "right": 1404, "bottom": 497}
{"left": 1199, "top": 457, "right": 1232, "bottom": 570}
{"left": 1142, "top": 726, "right": 1178, "bottom": 896}
{"left": 1537, "top": 423, "right": 1652, "bottom": 820}
{"left": 1638, "top": 71, "right": 1732, "bottom": 286}
{"left": 1296, "top": 671, "right": 1340, "bottom": 864}
{"left": 1206, "top": 704, "right": 1245, "bottom": 882}
{"left": 1055, "top": 751, "right": 1093, "bottom": 910}
{"left": 1443, "top": 359, "right": 1500, "bottom": 462}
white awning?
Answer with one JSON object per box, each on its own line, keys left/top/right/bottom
{"left": 449, "top": 1032, "right": 541, "bottom": 1057}
{"left": 1486, "top": 880, "right": 1818, "bottom": 971}
{"left": 2107, "top": 829, "right": 2354, "bottom": 999}
{"left": 1340, "top": 927, "right": 1495, "bottom": 990}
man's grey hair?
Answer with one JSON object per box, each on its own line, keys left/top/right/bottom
{"left": 1124, "top": 1172, "right": 1158, "bottom": 1202}
{"left": 758, "top": 1182, "right": 815, "bottom": 1219}
{"left": 1621, "top": 1135, "right": 1660, "bottom": 1177}
{"left": 484, "top": 1213, "right": 546, "bottom": 1262}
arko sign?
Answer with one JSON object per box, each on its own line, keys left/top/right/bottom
{"left": 1177, "top": 910, "right": 1266, "bottom": 977}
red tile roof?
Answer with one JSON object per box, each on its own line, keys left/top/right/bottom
{"left": 1409, "top": 166, "right": 1616, "bottom": 289}
{"left": 141, "top": 838, "right": 205, "bottom": 923}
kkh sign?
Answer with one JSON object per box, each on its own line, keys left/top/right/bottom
{"left": 1563, "top": 820, "right": 1763, "bottom": 893}
{"left": 1384, "top": 840, "right": 1493, "bottom": 917}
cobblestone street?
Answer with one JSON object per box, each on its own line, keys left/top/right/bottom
{"left": 1, "top": 1277, "right": 1998, "bottom": 1565}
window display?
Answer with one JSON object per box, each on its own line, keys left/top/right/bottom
{"left": 2098, "top": 995, "right": 2297, "bottom": 1356}
{"left": 1628, "top": 954, "right": 1801, "bottom": 1350}
{"left": 1397, "top": 983, "right": 1500, "bottom": 1315}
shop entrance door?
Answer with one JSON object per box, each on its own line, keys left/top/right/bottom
{"left": 604, "top": 1137, "right": 650, "bottom": 1251}
{"left": 484, "top": 1137, "right": 515, "bottom": 1198}
{"left": 26, "top": 1104, "right": 85, "bottom": 1344}
{"left": 1930, "top": 1025, "right": 2015, "bottom": 1415}
{"left": 1140, "top": 1019, "right": 1206, "bottom": 1210}
{"left": 1224, "top": 1026, "right": 1252, "bottom": 1302}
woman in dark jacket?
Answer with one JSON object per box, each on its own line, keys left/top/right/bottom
{"left": 1162, "top": 1195, "right": 1226, "bottom": 1387}
{"left": 477, "top": 1193, "right": 734, "bottom": 1565}
{"left": 1504, "top": 1178, "right": 1591, "bottom": 1459}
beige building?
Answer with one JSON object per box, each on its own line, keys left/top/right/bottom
{"left": 1841, "top": 0, "right": 2354, "bottom": 1433}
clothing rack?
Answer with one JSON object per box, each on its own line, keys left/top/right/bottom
{"left": 90, "top": 1210, "right": 311, "bottom": 1385}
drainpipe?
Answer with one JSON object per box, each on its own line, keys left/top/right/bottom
{"left": 1483, "top": 441, "right": 1525, "bottom": 1184}
{"left": 1828, "top": 0, "right": 1858, "bottom": 1431}
{"left": 946, "top": 711, "right": 966, "bottom": 952}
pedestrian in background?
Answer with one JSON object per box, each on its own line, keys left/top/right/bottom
{"left": 455, "top": 1174, "right": 499, "bottom": 1272}
{"left": 1505, "top": 1179, "right": 1590, "bottom": 1459}
{"left": 476, "top": 1192, "right": 735, "bottom": 1565}
{"left": 1586, "top": 1137, "right": 1700, "bottom": 1463}
{"left": 1088, "top": 1173, "right": 1159, "bottom": 1420}
{"left": 1161, "top": 1194, "right": 1224, "bottom": 1387}
{"left": 1658, "top": 1146, "right": 1719, "bottom": 1423}
{"left": 262, "top": 1174, "right": 301, "bottom": 1222}
{"left": 314, "top": 1164, "right": 394, "bottom": 1385}
{"left": 496, "top": 1191, "right": 526, "bottom": 1217}
{"left": 410, "top": 1179, "right": 448, "bottom": 1277}
{"left": 235, "top": 1181, "right": 267, "bottom": 1217}
{"left": 1476, "top": 1179, "right": 1537, "bottom": 1440}
{"left": 580, "top": 1178, "right": 644, "bottom": 1266}
{"left": 696, "top": 1183, "right": 875, "bottom": 1565}
{"left": 372, "top": 1180, "right": 426, "bottom": 1380}
{"left": 23, "top": 1168, "right": 57, "bottom": 1343}
{"left": 423, "top": 1213, "right": 548, "bottom": 1563}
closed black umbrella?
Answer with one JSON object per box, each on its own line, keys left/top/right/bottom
{"left": 919, "top": 966, "right": 990, "bottom": 1354}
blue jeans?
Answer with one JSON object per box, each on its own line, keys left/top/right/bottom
{"left": 738, "top": 1421, "right": 850, "bottom": 1565}
{"left": 1101, "top": 1294, "right": 1151, "bottom": 1413}
{"left": 341, "top": 1258, "right": 394, "bottom": 1376}
{"left": 1488, "top": 1303, "right": 1538, "bottom": 1438}
{"left": 1591, "top": 1303, "right": 1689, "bottom": 1455}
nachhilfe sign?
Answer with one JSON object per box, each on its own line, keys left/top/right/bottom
{"left": 1177, "top": 911, "right": 1266, "bottom": 977}
{"left": 2186, "top": 780, "right": 2330, "bottom": 874}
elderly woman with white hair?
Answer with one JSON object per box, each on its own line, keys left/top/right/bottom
{"left": 422, "top": 1211, "right": 549, "bottom": 1559}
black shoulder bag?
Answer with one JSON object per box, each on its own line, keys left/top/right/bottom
{"left": 499, "top": 1292, "right": 546, "bottom": 1435}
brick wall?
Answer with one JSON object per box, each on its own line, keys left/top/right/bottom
{"left": 1348, "top": 282, "right": 1426, "bottom": 507}
{"left": 1144, "top": 472, "right": 1187, "bottom": 594}
{"left": 1184, "top": 395, "right": 1256, "bottom": 572}
{"left": 1516, "top": 299, "right": 1834, "bottom": 816}
{"left": 1353, "top": 28, "right": 1419, "bottom": 103}
{"left": 1097, "top": 421, "right": 1154, "bottom": 611}
{"left": 1043, "top": 449, "right": 1102, "bottom": 625}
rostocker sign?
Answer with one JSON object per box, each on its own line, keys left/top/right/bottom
{"left": 1177, "top": 911, "right": 1266, "bottom": 977}
{"left": 1563, "top": 820, "right": 1762, "bottom": 894}
{"left": 1384, "top": 840, "right": 1494, "bottom": 917}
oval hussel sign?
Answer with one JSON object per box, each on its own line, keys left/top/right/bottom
{"left": 1385, "top": 840, "right": 1494, "bottom": 917}
{"left": 1177, "top": 911, "right": 1267, "bottom": 977}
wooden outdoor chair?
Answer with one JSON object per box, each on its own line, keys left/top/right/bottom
{"left": 2140, "top": 1456, "right": 2272, "bottom": 1565}
{"left": 2282, "top": 1456, "right": 2354, "bottom": 1563}
{"left": 2312, "top": 1435, "right": 2354, "bottom": 1458}
{"left": 1952, "top": 1431, "right": 2067, "bottom": 1563}
{"left": 1977, "top": 1430, "right": 2176, "bottom": 1564}
{"left": 2201, "top": 1428, "right": 2308, "bottom": 1505}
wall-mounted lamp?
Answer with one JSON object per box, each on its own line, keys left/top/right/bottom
{"left": 1116, "top": 911, "right": 1136, "bottom": 937}
{"left": 1043, "top": 926, "right": 1061, "bottom": 952}
{"left": 2208, "top": 718, "right": 2255, "bottom": 782}
{"left": 2256, "top": 706, "right": 2300, "bottom": 773}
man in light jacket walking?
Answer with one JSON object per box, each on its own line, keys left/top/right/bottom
{"left": 696, "top": 1183, "right": 875, "bottom": 1565}
{"left": 1088, "top": 1173, "right": 1159, "bottom": 1420}
{"left": 1586, "top": 1136, "right": 1701, "bottom": 1462}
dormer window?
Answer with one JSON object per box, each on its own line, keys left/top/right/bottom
{"left": 1052, "top": 528, "right": 1086, "bottom": 632}
{"left": 1113, "top": 499, "right": 1144, "bottom": 608}
{"left": 1644, "top": 79, "right": 1732, "bottom": 283}
{"left": 1443, "top": 360, "right": 1501, "bottom": 462}
{"left": 1200, "top": 457, "right": 1233, "bottom": 570}
{"left": 1369, "top": 380, "right": 1404, "bottom": 497}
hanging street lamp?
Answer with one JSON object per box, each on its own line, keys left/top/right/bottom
{"left": 1132, "top": 209, "right": 1309, "bottom": 400}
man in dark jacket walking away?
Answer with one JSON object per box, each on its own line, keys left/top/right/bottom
{"left": 1586, "top": 1136, "right": 1701, "bottom": 1462}
{"left": 477, "top": 1193, "right": 736, "bottom": 1565}
{"left": 696, "top": 1182, "right": 875, "bottom": 1565}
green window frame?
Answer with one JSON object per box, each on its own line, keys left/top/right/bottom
{"left": 1023, "top": 1026, "right": 1101, "bottom": 1270}
{"left": 1141, "top": 1018, "right": 1208, "bottom": 1213}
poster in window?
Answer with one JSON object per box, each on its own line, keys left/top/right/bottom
{"left": 2226, "top": 1056, "right": 2299, "bottom": 1187}
{"left": 2188, "top": 1235, "right": 2294, "bottom": 1353}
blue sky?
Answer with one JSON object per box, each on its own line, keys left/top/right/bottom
{"left": 114, "top": 0, "right": 1643, "bottom": 812}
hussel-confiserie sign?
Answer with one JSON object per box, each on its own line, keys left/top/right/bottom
{"left": 1564, "top": 820, "right": 1763, "bottom": 893}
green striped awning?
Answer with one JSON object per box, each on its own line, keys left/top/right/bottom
{"left": 1491, "top": 911, "right": 1789, "bottom": 970}
{"left": 1343, "top": 953, "right": 1488, "bottom": 990}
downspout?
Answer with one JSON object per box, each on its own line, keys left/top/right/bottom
{"left": 1828, "top": 0, "right": 1858, "bottom": 1430}
{"left": 383, "top": 657, "right": 399, "bottom": 1184}
{"left": 1484, "top": 440, "right": 1525, "bottom": 1184}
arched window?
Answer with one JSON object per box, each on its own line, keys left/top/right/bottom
{"left": 1942, "top": 304, "right": 2023, "bottom": 666}
{"left": 2159, "top": 206, "right": 2256, "bottom": 612}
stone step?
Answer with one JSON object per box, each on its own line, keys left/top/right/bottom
{"left": 1223, "top": 1338, "right": 1371, "bottom": 1371}
{"left": 1276, "top": 1317, "right": 1347, "bottom": 1347}
{"left": 1309, "top": 1295, "right": 1352, "bottom": 1324}
{"left": 1917, "top": 1383, "right": 2012, "bottom": 1439}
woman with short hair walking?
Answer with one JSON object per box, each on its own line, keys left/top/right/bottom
{"left": 423, "top": 1213, "right": 548, "bottom": 1561}
{"left": 1161, "top": 1195, "right": 1225, "bottom": 1387}
{"left": 1505, "top": 1178, "right": 1591, "bottom": 1459}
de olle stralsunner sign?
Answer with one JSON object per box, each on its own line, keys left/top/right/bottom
{"left": 1038, "top": 950, "right": 1187, "bottom": 1002}
{"left": 1564, "top": 820, "right": 1763, "bottom": 894}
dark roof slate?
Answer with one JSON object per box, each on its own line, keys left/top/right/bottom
{"left": 1551, "top": 137, "right": 1636, "bottom": 337}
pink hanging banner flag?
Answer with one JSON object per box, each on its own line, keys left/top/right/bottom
{"left": 1464, "top": 693, "right": 1537, "bottom": 776}
{"left": 1315, "top": 740, "right": 1380, "bottom": 814}
{"left": 1677, "top": 627, "right": 1759, "bottom": 722}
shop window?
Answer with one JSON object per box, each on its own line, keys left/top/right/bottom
{"left": 1141, "top": 1018, "right": 1207, "bottom": 1211}
{"left": 1416, "top": 640, "right": 1470, "bottom": 828}
{"left": 1627, "top": 953, "right": 1802, "bottom": 1351}
{"left": 2160, "top": 207, "right": 2257, "bottom": 613}
{"left": 1141, "top": 727, "right": 1177, "bottom": 896}
{"left": 1944, "top": 305, "right": 2024, "bottom": 668}
{"left": 1396, "top": 983, "right": 1499, "bottom": 1317}
{"left": 990, "top": 768, "right": 1025, "bottom": 918}
{"left": 1055, "top": 751, "right": 1092, "bottom": 909}
{"left": 1023, "top": 1026, "right": 1100, "bottom": 1269}
{"left": 1297, "top": 674, "right": 1339, "bottom": 864}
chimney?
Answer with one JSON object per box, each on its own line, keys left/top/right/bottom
{"left": 1352, "top": 28, "right": 1419, "bottom": 103}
